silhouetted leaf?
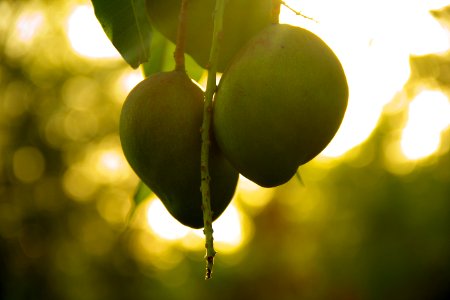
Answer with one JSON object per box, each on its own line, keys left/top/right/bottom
{"left": 141, "top": 29, "right": 171, "bottom": 77}
{"left": 91, "top": 0, "right": 152, "bottom": 68}
{"left": 133, "top": 180, "right": 152, "bottom": 207}
{"left": 124, "top": 181, "right": 152, "bottom": 227}
{"left": 296, "top": 169, "right": 305, "bottom": 186}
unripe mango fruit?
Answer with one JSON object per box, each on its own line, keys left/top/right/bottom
{"left": 120, "top": 71, "right": 238, "bottom": 228}
{"left": 213, "top": 24, "right": 349, "bottom": 187}
{"left": 146, "top": 0, "right": 272, "bottom": 72}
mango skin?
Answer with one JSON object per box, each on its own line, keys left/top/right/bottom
{"left": 120, "top": 71, "right": 238, "bottom": 228}
{"left": 213, "top": 24, "right": 349, "bottom": 187}
{"left": 146, "top": 0, "right": 272, "bottom": 72}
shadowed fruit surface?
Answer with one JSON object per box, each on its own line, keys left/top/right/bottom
{"left": 213, "top": 24, "right": 349, "bottom": 187}
{"left": 120, "top": 71, "right": 238, "bottom": 228}
{"left": 146, "top": 0, "right": 272, "bottom": 72}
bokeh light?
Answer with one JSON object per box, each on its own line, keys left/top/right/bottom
{"left": 401, "top": 90, "right": 450, "bottom": 159}
{"left": 146, "top": 194, "right": 250, "bottom": 254}
{"left": 194, "top": 202, "right": 250, "bottom": 253}
{"left": 3, "top": 6, "right": 45, "bottom": 59}
{"left": 146, "top": 198, "right": 191, "bottom": 241}
{"left": 93, "top": 148, "right": 130, "bottom": 182}
{"left": 16, "top": 11, "right": 44, "bottom": 43}
{"left": 63, "top": 165, "right": 98, "bottom": 201}
{"left": 235, "top": 175, "right": 274, "bottom": 213}
{"left": 67, "top": 5, "right": 120, "bottom": 58}
{"left": 116, "top": 69, "right": 145, "bottom": 100}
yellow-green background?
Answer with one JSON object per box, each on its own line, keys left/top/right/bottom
{"left": 1, "top": 1, "right": 449, "bottom": 299}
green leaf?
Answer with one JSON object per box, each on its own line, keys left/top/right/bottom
{"left": 91, "top": 0, "right": 152, "bottom": 68}
{"left": 133, "top": 180, "right": 152, "bottom": 207}
{"left": 185, "top": 52, "right": 207, "bottom": 83}
{"left": 141, "top": 29, "right": 171, "bottom": 77}
{"left": 124, "top": 181, "right": 152, "bottom": 227}
{"left": 295, "top": 169, "right": 305, "bottom": 187}
{"left": 141, "top": 29, "right": 206, "bottom": 81}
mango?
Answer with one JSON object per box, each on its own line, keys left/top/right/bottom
{"left": 120, "top": 70, "right": 238, "bottom": 228}
{"left": 213, "top": 24, "right": 348, "bottom": 187}
{"left": 146, "top": 0, "right": 273, "bottom": 72}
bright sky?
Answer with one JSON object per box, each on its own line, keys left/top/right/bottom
{"left": 401, "top": 90, "right": 450, "bottom": 160}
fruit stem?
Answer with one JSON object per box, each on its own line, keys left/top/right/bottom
{"left": 174, "top": 0, "right": 189, "bottom": 72}
{"left": 271, "top": 0, "right": 282, "bottom": 24}
{"left": 200, "top": 0, "right": 226, "bottom": 280}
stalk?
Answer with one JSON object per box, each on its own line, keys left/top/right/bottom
{"left": 200, "top": 0, "right": 226, "bottom": 280}
{"left": 174, "top": 0, "right": 189, "bottom": 71}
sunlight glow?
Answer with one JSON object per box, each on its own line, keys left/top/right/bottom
{"left": 96, "top": 150, "right": 124, "bottom": 173}
{"left": 236, "top": 175, "right": 274, "bottom": 211}
{"left": 119, "top": 71, "right": 145, "bottom": 97}
{"left": 91, "top": 147, "right": 131, "bottom": 183}
{"left": 3, "top": 8, "right": 45, "bottom": 58}
{"left": 146, "top": 197, "right": 247, "bottom": 252}
{"left": 16, "top": 11, "right": 44, "bottom": 43}
{"left": 238, "top": 175, "right": 261, "bottom": 192}
{"left": 280, "top": 0, "right": 450, "bottom": 158}
{"left": 63, "top": 166, "right": 97, "bottom": 201}
{"left": 67, "top": 5, "right": 120, "bottom": 58}
{"left": 401, "top": 90, "right": 450, "bottom": 160}
{"left": 146, "top": 198, "right": 190, "bottom": 241}
{"left": 99, "top": 151, "right": 122, "bottom": 172}
{"left": 204, "top": 203, "right": 243, "bottom": 246}
{"left": 191, "top": 203, "right": 249, "bottom": 254}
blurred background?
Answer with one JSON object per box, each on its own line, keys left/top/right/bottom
{"left": 1, "top": 0, "right": 450, "bottom": 299}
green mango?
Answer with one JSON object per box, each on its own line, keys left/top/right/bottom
{"left": 213, "top": 24, "right": 349, "bottom": 187}
{"left": 120, "top": 70, "right": 238, "bottom": 228}
{"left": 146, "top": 0, "right": 273, "bottom": 72}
